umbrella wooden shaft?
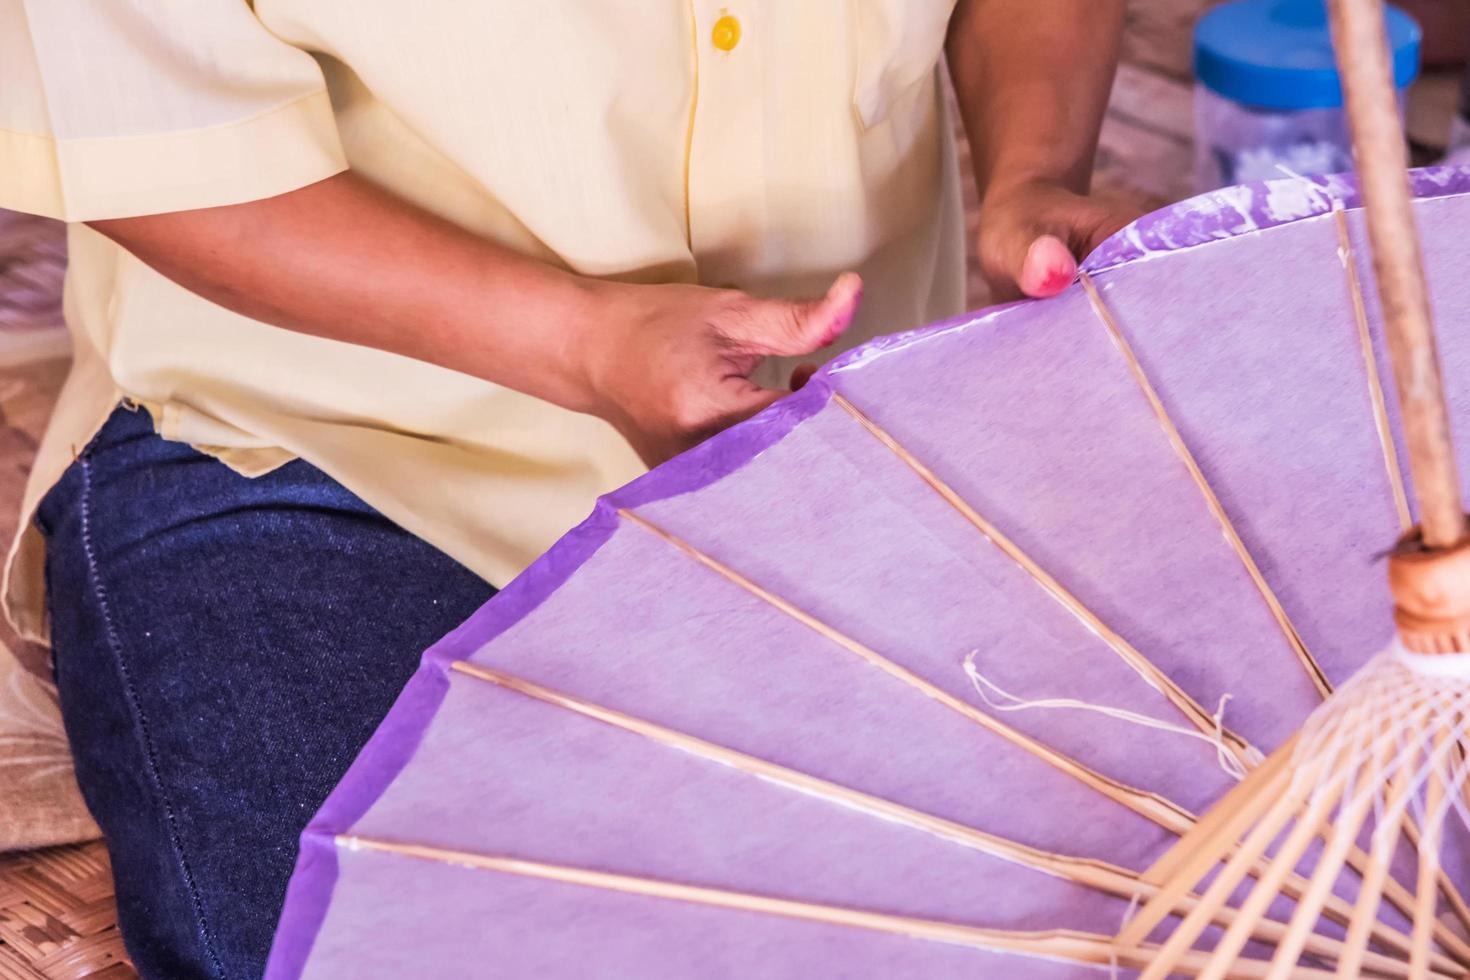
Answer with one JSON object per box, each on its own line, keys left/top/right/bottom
{"left": 1332, "top": 0, "right": 1470, "bottom": 651}
{"left": 1330, "top": 0, "right": 1462, "bottom": 548}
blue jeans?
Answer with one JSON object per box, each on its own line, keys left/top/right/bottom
{"left": 37, "top": 407, "right": 496, "bottom": 979}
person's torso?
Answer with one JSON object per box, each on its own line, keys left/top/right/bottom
{"left": 11, "top": 0, "right": 967, "bottom": 641}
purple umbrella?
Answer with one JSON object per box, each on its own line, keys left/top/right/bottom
{"left": 266, "top": 166, "right": 1470, "bottom": 978}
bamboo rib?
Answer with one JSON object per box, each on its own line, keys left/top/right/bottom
{"left": 1320, "top": 694, "right": 1470, "bottom": 968}
{"left": 837, "top": 381, "right": 1470, "bottom": 942}
{"left": 1191, "top": 748, "right": 1359, "bottom": 979}
{"left": 1194, "top": 696, "right": 1470, "bottom": 978}
{"left": 447, "top": 663, "right": 1151, "bottom": 892}
{"left": 1119, "top": 741, "right": 1301, "bottom": 948}
{"left": 1226, "top": 0, "right": 1470, "bottom": 966}
{"left": 1140, "top": 778, "right": 1328, "bottom": 973}
{"left": 825, "top": 392, "right": 1468, "bottom": 952}
{"left": 616, "top": 508, "right": 1442, "bottom": 967}
{"left": 617, "top": 505, "right": 1195, "bottom": 834}
{"left": 820, "top": 398, "right": 1460, "bottom": 946}
{"left": 1125, "top": 689, "right": 1470, "bottom": 974}
{"left": 446, "top": 659, "right": 1439, "bottom": 978}
{"left": 1335, "top": 201, "right": 1414, "bottom": 532}
{"left": 1328, "top": 212, "right": 1470, "bottom": 950}
{"left": 1412, "top": 728, "right": 1452, "bottom": 980}
{"left": 341, "top": 834, "right": 1348, "bottom": 978}
{"left": 819, "top": 395, "right": 1470, "bottom": 948}
{"left": 1428, "top": 806, "right": 1470, "bottom": 950}
{"left": 1262, "top": 717, "right": 1394, "bottom": 978}
{"left": 1077, "top": 270, "right": 1331, "bottom": 701}
{"left": 1082, "top": 257, "right": 1470, "bottom": 945}
{"left": 1140, "top": 747, "right": 1349, "bottom": 980}
{"left": 826, "top": 393, "right": 1254, "bottom": 763}
{"left": 1337, "top": 765, "right": 1414, "bottom": 978}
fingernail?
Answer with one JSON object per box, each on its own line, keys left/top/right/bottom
{"left": 1020, "top": 237, "right": 1076, "bottom": 298}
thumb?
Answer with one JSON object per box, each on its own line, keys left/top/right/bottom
{"left": 729, "top": 272, "right": 863, "bottom": 357}
{"left": 1015, "top": 234, "right": 1078, "bottom": 299}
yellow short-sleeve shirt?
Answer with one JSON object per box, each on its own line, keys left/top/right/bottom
{"left": 0, "top": 0, "right": 964, "bottom": 645}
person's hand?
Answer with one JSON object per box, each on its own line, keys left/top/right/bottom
{"left": 976, "top": 179, "right": 1140, "bottom": 302}
{"left": 576, "top": 273, "right": 862, "bottom": 465}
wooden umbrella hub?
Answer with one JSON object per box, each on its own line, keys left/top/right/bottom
{"left": 1389, "top": 525, "right": 1470, "bottom": 653}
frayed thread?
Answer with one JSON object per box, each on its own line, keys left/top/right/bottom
{"left": 963, "top": 649, "right": 1259, "bottom": 781}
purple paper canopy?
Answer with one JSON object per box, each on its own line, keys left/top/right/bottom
{"left": 268, "top": 166, "right": 1470, "bottom": 979}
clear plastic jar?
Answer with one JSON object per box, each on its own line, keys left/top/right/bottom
{"left": 1193, "top": 0, "right": 1420, "bottom": 192}
{"left": 1195, "top": 86, "right": 1407, "bottom": 188}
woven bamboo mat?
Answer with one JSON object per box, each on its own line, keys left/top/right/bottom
{"left": 0, "top": 843, "right": 134, "bottom": 979}
{"left": 0, "top": 212, "right": 126, "bottom": 977}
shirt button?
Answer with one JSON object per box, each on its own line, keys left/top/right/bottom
{"left": 711, "top": 14, "right": 741, "bottom": 52}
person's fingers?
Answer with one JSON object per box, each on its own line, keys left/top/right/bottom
{"left": 978, "top": 209, "right": 1068, "bottom": 302}
{"left": 1016, "top": 234, "right": 1078, "bottom": 298}
{"left": 723, "top": 272, "right": 863, "bottom": 356}
{"left": 978, "top": 184, "right": 1143, "bottom": 301}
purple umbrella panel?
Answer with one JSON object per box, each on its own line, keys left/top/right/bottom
{"left": 267, "top": 166, "right": 1470, "bottom": 978}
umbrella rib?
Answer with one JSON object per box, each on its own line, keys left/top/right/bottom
{"left": 335, "top": 833, "right": 1341, "bottom": 979}
{"left": 1412, "top": 726, "right": 1452, "bottom": 977}
{"left": 614, "top": 507, "right": 1430, "bottom": 961}
{"left": 1336, "top": 760, "right": 1415, "bottom": 978}
{"left": 445, "top": 659, "right": 1433, "bottom": 977}
{"left": 1333, "top": 201, "right": 1414, "bottom": 533}
{"left": 1085, "top": 230, "right": 1470, "bottom": 944}
{"left": 823, "top": 392, "right": 1470, "bottom": 952}
{"left": 448, "top": 661, "right": 1148, "bottom": 895}
{"left": 1125, "top": 689, "right": 1470, "bottom": 972}
{"left": 825, "top": 392, "right": 1255, "bottom": 762}
{"left": 615, "top": 505, "right": 1197, "bottom": 833}
{"left": 1261, "top": 721, "right": 1391, "bottom": 978}
{"left": 1330, "top": 195, "right": 1470, "bottom": 955}
{"left": 1077, "top": 270, "right": 1331, "bottom": 701}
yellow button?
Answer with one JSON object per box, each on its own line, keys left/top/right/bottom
{"left": 711, "top": 14, "right": 741, "bottom": 52}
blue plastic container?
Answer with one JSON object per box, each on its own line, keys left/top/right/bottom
{"left": 1193, "top": 0, "right": 1421, "bottom": 189}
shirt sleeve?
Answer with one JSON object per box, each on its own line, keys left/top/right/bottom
{"left": 0, "top": 0, "right": 347, "bottom": 222}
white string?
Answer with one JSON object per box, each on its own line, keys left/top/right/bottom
{"left": 962, "top": 650, "right": 1256, "bottom": 781}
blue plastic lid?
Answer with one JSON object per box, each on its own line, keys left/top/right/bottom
{"left": 1194, "top": 0, "right": 1420, "bottom": 110}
